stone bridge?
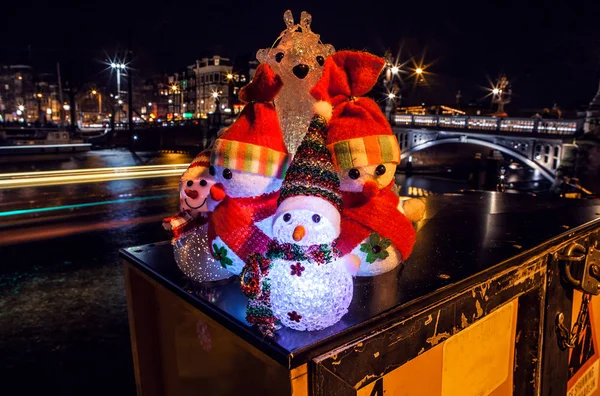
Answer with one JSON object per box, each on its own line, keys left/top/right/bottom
{"left": 392, "top": 114, "right": 582, "bottom": 181}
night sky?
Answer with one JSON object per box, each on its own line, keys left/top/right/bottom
{"left": 3, "top": 0, "right": 600, "bottom": 109}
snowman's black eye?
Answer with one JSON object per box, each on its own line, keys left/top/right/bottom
{"left": 375, "top": 164, "right": 387, "bottom": 176}
{"left": 275, "top": 52, "right": 284, "bottom": 63}
{"left": 283, "top": 213, "right": 291, "bottom": 222}
{"left": 208, "top": 166, "right": 215, "bottom": 176}
{"left": 348, "top": 168, "right": 360, "bottom": 180}
{"left": 223, "top": 168, "right": 233, "bottom": 180}
{"left": 312, "top": 214, "right": 321, "bottom": 223}
{"left": 199, "top": 179, "right": 207, "bottom": 186}
{"left": 186, "top": 180, "right": 193, "bottom": 187}
{"left": 316, "top": 56, "right": 325, "bottom": 66}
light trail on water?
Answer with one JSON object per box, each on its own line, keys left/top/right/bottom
{"left": 0, "top": 194, "right": 177, "bottom": 218}
{"left": 0, "top": 164, "right": 190, "bottom": 189}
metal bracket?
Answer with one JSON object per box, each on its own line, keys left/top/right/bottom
{"left": 557, "top": 242, "right": 600, "bottom": 295}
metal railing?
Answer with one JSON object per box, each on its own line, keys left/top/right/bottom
{"left": 393, "top": 114, "right": 581, "bottom": 136}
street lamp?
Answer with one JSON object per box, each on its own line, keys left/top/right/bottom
{"left": 390, "top": 66, "right": 399, "bottom": 74}
{"left": 91, "top": 89, "right": 102, "bottom": 116}
{"left": 415, "top": 67, "right": 423, "bottom": 75}
{"left": 110, "top": 61, "right": 126, "bottom": 123}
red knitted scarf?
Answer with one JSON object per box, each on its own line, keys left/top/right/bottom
{"left": 338, "top": 183, "right": 416, "bottom": 260}
{"left": 208, "top": 191, "right": 279, "bottom": 261}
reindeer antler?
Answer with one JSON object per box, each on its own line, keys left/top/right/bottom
{"left": 300, "top": 11, "right": 312, "bottom": 32}
{"left": 283, "top": 10, "right": 294, "bottom": 30}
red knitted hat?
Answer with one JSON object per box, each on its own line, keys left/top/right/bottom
{"left": 310, "top": 51, "right": 400, "bottom": 170}
{"left": 212, "top": 64, "right": 289, "bottom": 178}
{"left": 182, "top": 148, "right": 211, "bottom": 180}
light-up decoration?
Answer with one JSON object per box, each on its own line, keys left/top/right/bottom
{"left": 256, "top": 10, "right": 335, "bottom": 156}
{"left": 208, "top": 64, "right": 289, "bottom": 276}
{"left": 267, "top": 201, "right": 353, "bottom": 331}
{"left": 163, "top": 150, "right": 231, "bottom": 282}
{"left": 242, "top": 116, "right": 355, "bottom": 333}
{"left": 311, "top": 50, "right": 417, "bottom": 277}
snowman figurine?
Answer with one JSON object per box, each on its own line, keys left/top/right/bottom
{"left": 207, "top": 64, "right": 290, "bottom": 275}
{"left": 256, "top": 10, "right": 335, "bottom": 156}
{"left": 242, "top": 115, "right": 357, "bottom": 333}
{"left": 311, "top": 50, "right": 417, "bottom": 277}
{"left": 163, "top": 149, "right": 230, "bottom": 282}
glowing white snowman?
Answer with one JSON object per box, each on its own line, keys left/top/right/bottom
{"left": 207, "top": 63, "right": 289, "bottom": 276}
{"left": 268, "top": 195, "right": 354, "bottom": 332}
{"left": 208, "top": 165, "right": 283, "bottom": 275}
{"left": 164, "top": 156, "right": 231, "bottom": 282}
{"left": 338, "top": 162, "right": 409, "bottom": 277}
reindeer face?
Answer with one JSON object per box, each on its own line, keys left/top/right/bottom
{"left": 256, "top": 10, "right": 335, "bottom": 90}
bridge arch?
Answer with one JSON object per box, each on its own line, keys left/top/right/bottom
{"left": 400, "top": 137, "right": 556, "bottom": 181}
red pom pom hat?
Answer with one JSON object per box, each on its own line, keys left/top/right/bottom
{"left": 310, "top": 51, "right": 400, "bottom": 170}
{"left": 211, "top": 64, "right": 290, "bottom": 178}
{"left": 183, "top": 149, "right": 211, "bottom": 180}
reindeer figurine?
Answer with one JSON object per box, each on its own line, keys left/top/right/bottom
{"left": 256, "top": 10, "right": 335, "bottom": 157}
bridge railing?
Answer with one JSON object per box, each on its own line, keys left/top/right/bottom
{"left": 393, "top": 114, "right": 581, "bottom": 136}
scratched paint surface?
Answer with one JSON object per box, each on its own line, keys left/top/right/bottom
{"left": 441, "top": 300, "right": 516, "bottom": 396}
{"left": 356, "top": 300, "right": 518, "bottom": 396}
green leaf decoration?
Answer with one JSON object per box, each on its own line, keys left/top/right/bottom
{"left": 369, "top": 233, "right": 381, "bottom": 246}
{"left": 380, "top": 237, "right": 392, "bottom": 250}
{"left": 361, "top": 233, "right": 392, "bottom": 264}
{"left": 360, "top": 243, "right": 370, "bottom": 254}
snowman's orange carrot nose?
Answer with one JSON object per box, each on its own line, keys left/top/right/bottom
{"left": 210, "top": 183, "right": 226, "bottom": 201}
{"left": 293, "top": 225, "right": 305, "bottom": 241}
{"left": 184, "top": 189, "right": 198, "bottom": 199}
{"left": 362, "top": 180, "right": 379, "bottom": 198}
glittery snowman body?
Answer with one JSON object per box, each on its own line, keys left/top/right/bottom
{"left": 172, "top": 165, "right": 231, "bottom": 282}
{"left": 339, "top": 163, "right": 405, "bottom": 277}
{"left": 268, "top": 197, "right": 353, "bottom": 331}
{"left": 209, "top": 165, "right": 283, "bottom": 275}
{"left": 256, "top": 10, "right": 334, "bottom": 156}
{"left": 174, "top": 223, "right": 231, "bottom": 282}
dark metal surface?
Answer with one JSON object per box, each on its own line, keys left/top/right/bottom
{"left": 120, "top": 192, "right": 600, "bottom": 367}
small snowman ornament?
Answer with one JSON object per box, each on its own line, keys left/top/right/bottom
{"left": 256, "top": 10, "right": 335, "bottom": 156}
{"left": 163, "top": 150, "right": 230, "bottom": 282}
{"left": 208, "top": 64, "right": 290, "bottom": 275}
{"left": 311, "top": 50, "right": 417, "bottom": 277}
{"left": 243, "top": 116, "right": 356, "bottom": 333}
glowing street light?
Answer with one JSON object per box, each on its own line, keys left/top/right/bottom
{"left": 147, "top": 102, "right": 152, "bottom": 106}
{"left": 390, "top": 66, "right": 399, "bottom": 74}
{"left": 63, "top": 104, "right": 71, "bottom": 111}
{"left": 415, "top": 67, "right": 423, "bottom": 75}
{"left": 212, "top": 91, "right": 219, "bottom": 99}
{"left": 18, "top": 105, "right": 25, "bottom": 112}
{"left": 388, "top": 92, "right": 396, "bottom": 99}
{"left": 226, "top": 73, "right": 234, "bottom": 80}
{"left": 46, "top": 108, "right": 52, "bottom": 115}
{"left": 91, "top": 90, "right": 97, "bottom": 95}
{"left": 492, "top": 88, "right": 500, "bottom": 95}
{"left": 118, "top": 99, "right": 123, "bottom": 105}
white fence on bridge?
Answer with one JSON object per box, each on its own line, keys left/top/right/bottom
{"left": 394, "top": 114, "right": 580, "bottom": 136}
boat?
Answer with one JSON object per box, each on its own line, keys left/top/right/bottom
{"left": 0, "top": 127, "right": 91, "bottom": 163}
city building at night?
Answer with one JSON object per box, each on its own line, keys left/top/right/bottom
{"left": 0, "top": 65, "right": 61, "bottom": 124}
